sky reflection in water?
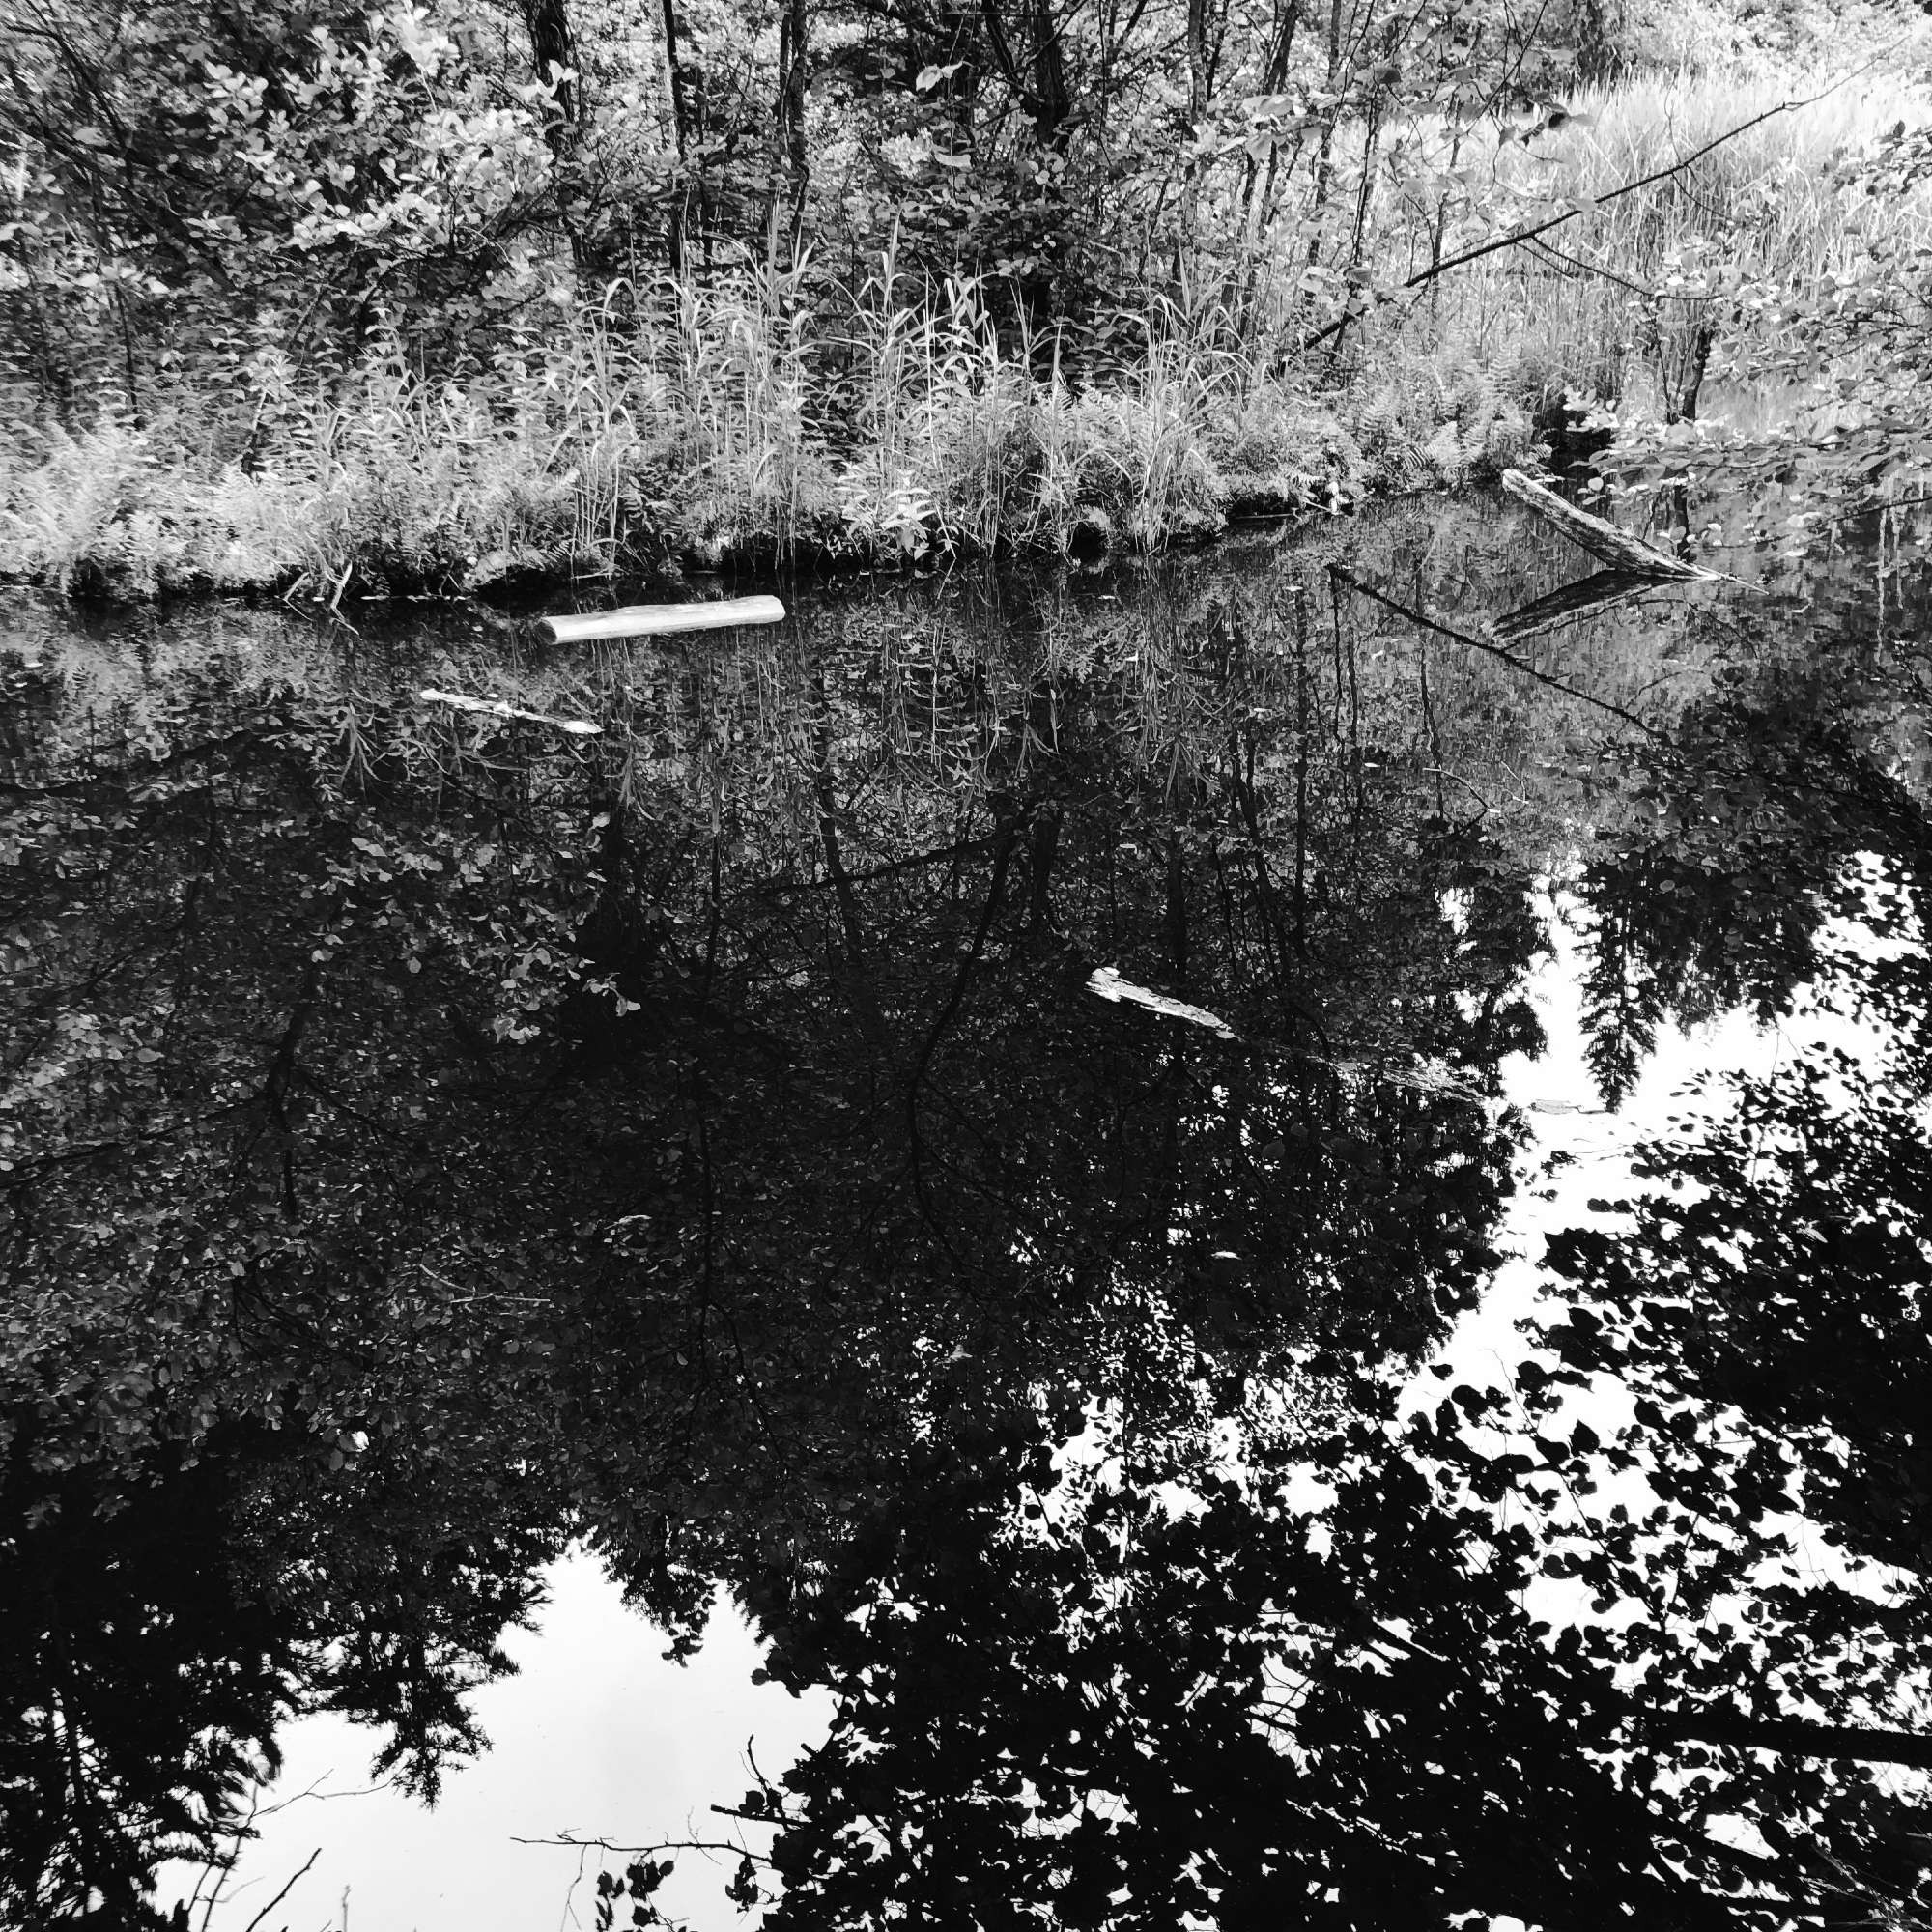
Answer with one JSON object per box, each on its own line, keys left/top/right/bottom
{"left": 4, "top": 491, "right": 1932, "bottom": 1931}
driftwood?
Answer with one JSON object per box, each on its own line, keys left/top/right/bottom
{"left": 537, "top": 594, "right": 786, "bottom": 645}
{"left": 1087, "top": 966, "right": 1236, "bottom": 1037}
{"left": 1084, "top": 966, "right": 1486, "bottom": 1100}
{"left": 418, "top": 690, "right": 601, "bottom": 735}
{"left": 1500, "top": 470, "right": 1714, "bottom": 581}
{"left": 1486, "top": 568, "right": 1659, "bottom": 644}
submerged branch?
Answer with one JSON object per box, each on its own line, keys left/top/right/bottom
{"left": 753, "top": 834, "right": 1002, "bottom": 895}
{"left": 1327, "top": 564, "right": 1665, "bottom": 739}
{"left": 1486, "top": 568, "right": 1660, "bottom": 643}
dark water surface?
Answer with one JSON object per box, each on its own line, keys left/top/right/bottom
{"left": 6, "top": 491, "right": 1932, "bottom": 1931}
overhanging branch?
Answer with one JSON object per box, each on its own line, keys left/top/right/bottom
{"left": 1294, "top": 44, "right": 1908, "bottom": 355}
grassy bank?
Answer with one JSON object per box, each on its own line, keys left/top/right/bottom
{"left": 2, "top": 53, "right": 1927, "bottom": 601}
{"left": 0, "top": 284, "right": 1530, "bottom": 601}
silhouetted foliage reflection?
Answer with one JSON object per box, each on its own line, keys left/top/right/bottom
{"left": 751, "top": 1395, "right": 1932, "bottom": 1929}
{"left": 3, "top": 499, "right": 1930, "bottom": 1927}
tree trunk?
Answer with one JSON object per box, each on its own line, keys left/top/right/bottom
{"left": 661, "top": 0, "right": 695, "bottom": 272}
{"left": 771, "top": 0, "right": 810, "bottom": 268}
{"left": 1165, "top": 827, "right": 1189, "bottom": 984}
{"left": 523, "top": 0, "right": 578, "bottom": 128}
{"left": 1027, "top": 804, "right": 1061, "bottom": 936}
{"left": 1028, "top": 0, "right": 1073, "bottom": 147}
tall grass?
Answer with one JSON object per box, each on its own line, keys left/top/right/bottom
{"left": 1331, "top": 59, "right": 1932, "bottom": 445}
{"left": 830, "top": 257, "right": 1025, "bottom": 555}
{"left": 0, "top": 269, "right": 1392, "bottom": 599}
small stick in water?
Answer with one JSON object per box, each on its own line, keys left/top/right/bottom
{"left": 1087, "top": 966, "right": 1237, "bottom": 1037}
{"left": 417, "top": 690, "right": 601, "bottom": 736}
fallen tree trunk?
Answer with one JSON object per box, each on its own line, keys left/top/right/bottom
{"left": 1501, "top": 470, "right": 1715, "bottom": 581}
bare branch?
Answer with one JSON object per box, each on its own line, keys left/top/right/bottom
{"left": 1327, "top": 564, "right": 1664, "bottom": 740}
{"left": 511, "top": 1833, "right": 774, "bottom": 1866}
{"left": 240, "top": 1847, "right": 321, "bottom": 1932}
{"left": 1295, "top": 46, "right": 1909, "bottom": 354}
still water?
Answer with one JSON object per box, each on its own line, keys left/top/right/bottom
{"left": 5, "top": 489, "right": 1932, "bottom": 1931}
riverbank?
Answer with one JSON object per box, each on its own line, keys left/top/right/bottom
{"left": 0, "top": 306, "right": 1550, "bottom": 602}
{"left": 3, "top": 54, "right": 1927, "bottom": 603}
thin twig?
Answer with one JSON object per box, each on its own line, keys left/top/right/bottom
{"left": 1523, "top": 233, "right": 1722, "bottom": 302}
{"left": 241, "top": 1848, "right": 321, "bottom": 1932}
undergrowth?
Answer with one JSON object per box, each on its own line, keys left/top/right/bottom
{"left": 1342, "top": 51, "right": 1932, "bottom": 478}
{"left": 4, "top": 37, "right": 1928, "bottom": 600}
{"left": 0, "top": 276, "right": 1423, "bottom": 599}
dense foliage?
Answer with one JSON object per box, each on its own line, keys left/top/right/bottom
{"left": 1, "top": 0, "right": 1926, "bottom": 584}
{"left": 0, "top": 0, "right": 1602, "bottom": 382}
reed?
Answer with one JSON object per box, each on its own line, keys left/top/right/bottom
{"left": 0, "top": 269, "right": 1369, "bottom": 597}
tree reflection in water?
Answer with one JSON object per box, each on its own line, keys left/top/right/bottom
{"left": 2, "top": 497, "right": 1930, "bottom": 1928}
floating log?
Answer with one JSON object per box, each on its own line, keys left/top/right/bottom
{"left": 418, "top": 690, "right": 601, "bottom": 736}
{"left": 1500, "top": 469, "right": 1714, "bottom": 581}
{"left": 536, "top": 594, "right": 786, "bottom": 645}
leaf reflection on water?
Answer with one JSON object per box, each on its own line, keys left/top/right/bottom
{"left": 3, "top": 491, "right": 1931, "bottom": 1932}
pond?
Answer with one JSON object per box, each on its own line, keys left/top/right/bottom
{"left": 5, "top": 487, "right": 1932, "bottom": 1932}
